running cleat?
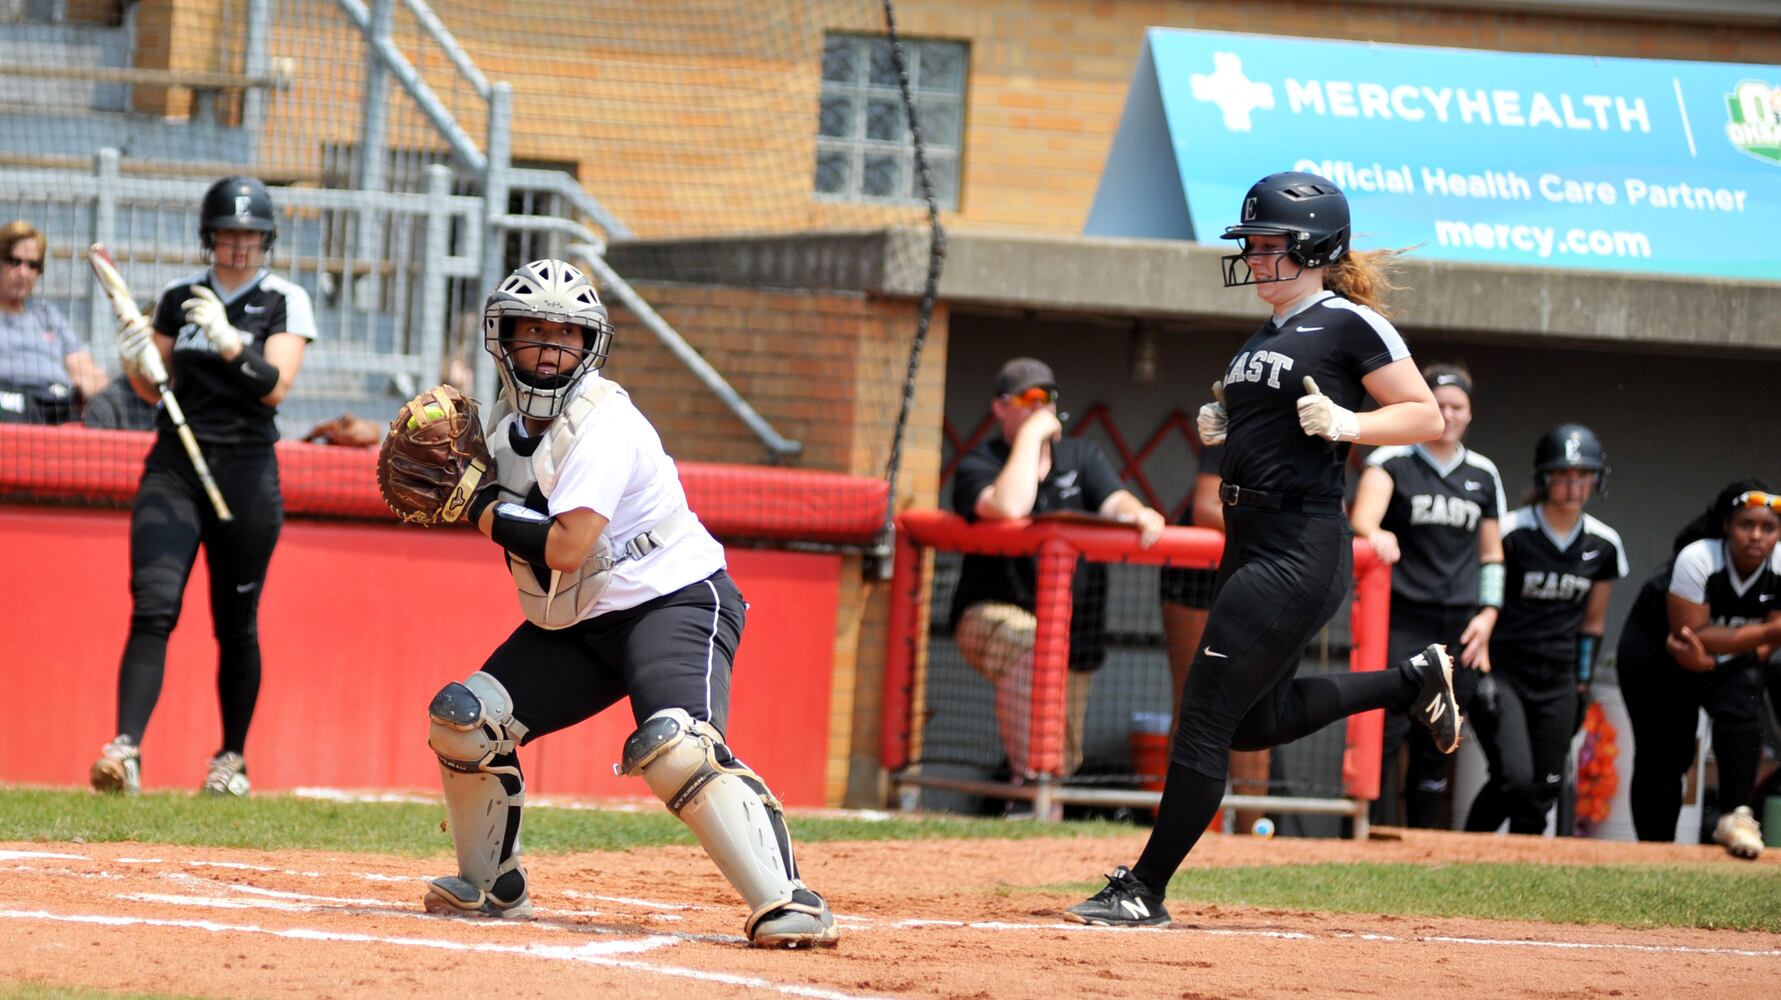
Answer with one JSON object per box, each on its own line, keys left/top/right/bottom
{"left": 90, "top": 736, "right": 141, "bottom": 795}
{"left": 1404, "top": 643, "right": 1463, "bottom": 754}
{"left": 200, "top": 751, "right": 251, "bottom": 797}
{"left": 1714, "top": 806, "right": 1764, "bottom": 860}
{"left": 424, "top": 870, "right": 535, "bottom": 919}
{"left": 747, "top": 886, "right": 841, "bottom": 948}
{"left": 1063, "top": 866, "right": 1171, "bottom": 927}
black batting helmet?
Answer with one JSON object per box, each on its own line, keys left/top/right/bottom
{"left": 1220, "top": 171, "right": 1350, "bottom": 287}
{"left": 199, "top": 176, "right": 277, "bottom": 251}
{"left": 1534, "top": 423, "right": 1609, "bottom": 497}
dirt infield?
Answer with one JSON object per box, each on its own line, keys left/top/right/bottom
{"left": 2, "top": 828, "right": 1776, "bottom": 999}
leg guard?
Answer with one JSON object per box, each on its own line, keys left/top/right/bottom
{"left": 426, "top": 672, "right": 532, "bottom": 918}
{"left": 621, "top": 709, "right": 838, "bottom": 948}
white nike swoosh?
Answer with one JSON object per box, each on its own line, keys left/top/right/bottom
{"left": 1295, "top": 326, "right": 1324, "bottom": 332}
{"left": 1582, "top": 551, "right": 1601, "bottom": 560}
{"left": 1203, "top": 647, "right": 1229, "bottom": 659}
{"left": 1464, "top": 481, "right": 1482, "bottom": 490}
{"left": 1760, "top": 594, "right": 1775, "bottom": 602}
{"left": 240, "top": 362, "right": 257, "bottom": 376}
{"left": 244, "top": 304, "right": 266, "bottom": 313}
{"left": 234, "top": 583, "right": 256, "bottom": 593}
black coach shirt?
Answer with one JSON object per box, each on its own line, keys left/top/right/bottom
{"left": 1367, "top": 444, "right": 1506, "bottom": 607}
{"left": 948, "top": 435, "right": 1126, "bottom": 672}
{"left": 1493, "top": 505, "right": 1627, "bottom": 662}
{"left": 151, "top": 268, "right": 317, "bottom": 444}
{"left": 1220, "top": 290, "right": 1409, "bottom": 500}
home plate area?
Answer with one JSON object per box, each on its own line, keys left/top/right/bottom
{"left": 0, "top": 835, "right": 1776, "bottom": 999}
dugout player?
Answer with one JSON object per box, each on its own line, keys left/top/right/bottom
{"left": 950, "top": 357, "right": 1166, "bottom": 804}
{"left": 90, "top": 176, "right": 315, "bottom": 797}
{"left": 1616, "top": 482, "right": 1780, "bottom": 857}
{"left": 1463, "top": 424, "right": 1626, "bottom": 835}
{"left": 1066, "top": 171, "right": 1457, "bottom": 927}
{"left": 1350, "top": 363, "right": 1507, "bottom": 828}
{"left": 420, "top": 259, "right": 838, "bottom": 948}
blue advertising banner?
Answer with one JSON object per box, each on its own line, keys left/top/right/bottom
{"left": 1084, "top": 29, "right": 1781, "bottom": 281}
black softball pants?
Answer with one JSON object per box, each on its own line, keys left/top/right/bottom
{"left": 1618, "top": 621, "right": 1764, "bottom": 842}
{"left": 117, "top": 436, "right": 283, "bottom": 754}
{"left": 1463, "top": 649, "right": 1574, "bottom": 835}
{"left": 1374, "top": 601, "right": 1482, "bottom": 828}
{"left": 1133, "top": 506, "right": 1410, "bottom": 894}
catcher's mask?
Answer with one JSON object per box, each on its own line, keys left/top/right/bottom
{"left": 483, "top": 259, "right": 613, "bottom": 420}
{"left": 1219, "top": 171, "right": 1350, "bottom": 287}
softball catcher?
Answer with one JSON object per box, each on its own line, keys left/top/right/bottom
{"left": 379, "top": 258, "right": 838, "bottom": 948}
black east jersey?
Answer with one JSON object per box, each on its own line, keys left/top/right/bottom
{"left": 151, "top": 268, "right": 318, "bottom": 444}
{"left": 1494, "top": 506, "right": 1628, "bottom": 660}
{"left": 1367, "top": 444, "right": 1506, "bottom": 606}
{"left": 1220, "top": 290, "right": 1410, "bottom": 499}
{"left": 1668, "top": 538, "right": 1781, "bottom": 631}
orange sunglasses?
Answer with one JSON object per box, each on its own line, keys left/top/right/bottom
{"left": 1003, "top": 386, "right": 1058, "bottom": 408}
{"left": 1734, "top": 491, "right": 1781, "bottom": 512}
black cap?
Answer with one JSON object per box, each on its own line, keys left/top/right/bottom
{"left": 994, "top": 357, "right": 1057, "bottom": 397}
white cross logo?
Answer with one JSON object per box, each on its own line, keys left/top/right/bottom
{"left": 1190, "top": 52, "right": 1275, "bottom": 132}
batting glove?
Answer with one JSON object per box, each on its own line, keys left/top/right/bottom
{"left": 182, "top": 285, "right": 243, "bottom": 355}
{"left": 1297, "top": 376, "right": 1359, "bottom": 442}
{"left": 117, "top": 314, "right": 155, "bottom": 376}
{"left": 1196, "top": 380, "right": 1228, "bottom": 445}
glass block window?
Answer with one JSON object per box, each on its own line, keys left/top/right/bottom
{"left": 815, "top": 33, "right": 965, "bottom": 209}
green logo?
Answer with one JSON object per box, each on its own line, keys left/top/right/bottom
{"left": 1725, "top": 80, "right": 1781, "bottom": 165}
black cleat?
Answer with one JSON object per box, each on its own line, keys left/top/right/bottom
{"left": 423, "top": 872, "right": 533, "bottom": 919}
{"left": 1063, "top": 866, "right": 1171, "bottom": 927}
{"left": 1405, "top": 643, "right": 1463, "bottom": 754}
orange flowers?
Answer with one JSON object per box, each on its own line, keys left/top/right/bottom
{"left": 1574, "top": 701, "right": 1620, "bottom": 831}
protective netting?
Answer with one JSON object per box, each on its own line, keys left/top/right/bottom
{"left": 0, "top": 0, "right": 942, "bottom": 541}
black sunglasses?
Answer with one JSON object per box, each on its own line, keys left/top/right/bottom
{"left": 3, "top": 254, "right": 44, "bottom": 273}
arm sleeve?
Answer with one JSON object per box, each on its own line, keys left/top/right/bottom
{"left": 1668, "top": 541, "right": 1712, "bottom": 603}
{"left": 1076, "top": 440, "right": 1128, "bottom": 512}
{"left": 951, "top": 446, "right": 999, "bottom": 522}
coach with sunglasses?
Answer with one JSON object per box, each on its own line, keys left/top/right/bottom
{"left": 0, "top": 220, "right": 106, "bottom": 424}
{"left": 949, "top": 357, "right": 1165, "bottom": 812}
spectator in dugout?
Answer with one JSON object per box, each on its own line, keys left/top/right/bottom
{"left": 949, "top": 357, "right": 1166, "bottom": 811}
{"left": 0, "top": 220, "right": 106, "bottom": 423}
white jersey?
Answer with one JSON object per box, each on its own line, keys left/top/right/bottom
{"left": 527, "top": 374, "right": 726, "bottom": 618}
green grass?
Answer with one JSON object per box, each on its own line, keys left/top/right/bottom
{"left": 0, "top": 786, "right": 1133, "bottom": 856}
{"left": 1123, "top": 861, "right": 1781, "bottom": 932}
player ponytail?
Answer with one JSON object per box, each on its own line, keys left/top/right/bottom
{"left": 1325, "top": 247, "right": 1409, "bottom": 316}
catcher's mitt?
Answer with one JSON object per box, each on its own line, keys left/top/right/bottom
{"left": 377, "top": 385, "right": 493, "bottom": 525}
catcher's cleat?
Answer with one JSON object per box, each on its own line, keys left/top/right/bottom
{"left": 200, "top": 752, "right": 251, "bottom": 797}
{"left": 424, "top": 872, "right": 534, "bottom": 920}
{"left": 1714, "top": 806, "right": 1764, "bottom": 860}
{"left": 747, "top": 887, "right": 840, "bottom": 948}
{"left": 90, "top": 736, "right": 141, "bottom": 795}
{"left": 1063, "top": 866, "right": 1171, "bottom": 927}
{"left": 1403, "top": 643, "right": 1463, "bottom": 755}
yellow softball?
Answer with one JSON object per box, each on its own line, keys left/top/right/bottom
{"left": 407, "top": 402, "right": 448, "bottom": 429}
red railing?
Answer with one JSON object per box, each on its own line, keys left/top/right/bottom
{"left": 882, "top": 509, "right": 1390, "bottom": 799}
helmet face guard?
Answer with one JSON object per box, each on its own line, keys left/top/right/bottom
{"left": 1220, "top": 172, "right": 1350, "bottom": 288}
{"left": 482, "top": 259, "right": 613, "bottom": 420}
{"left": 199, "top": 176, "right": 278, "bottom": 252}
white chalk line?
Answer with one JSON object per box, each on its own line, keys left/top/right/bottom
{"left": 0, "top": 908, "right": 886, "bottom": 1000}
{"left": 9, "top": 852, "right": 1780, "bottom": 963}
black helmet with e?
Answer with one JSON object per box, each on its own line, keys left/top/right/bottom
{"left": 1534, "top": 423, "right": 1608, "bottom": 498}
{"left": 1220, "top": 171, "right": 1350, "bottom": 287}
{"left": 199, "top": 176, "right": 278, "bottom": 251}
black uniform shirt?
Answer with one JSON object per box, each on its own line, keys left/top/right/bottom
{"left": 948, "top": 434, "right": 1126, "bottom": 671}
{"left": 1668, "top": 539, "right": 1781, "bottom": 669}
{"left": 151, "top": 268, "right": 317, "bottom": 444}
{"left": 1493, "top": 505, "right": 1628, "bottom": 662}
{"left": 1220, "top": 290, "right": 1409, "bottom": 500}
{"left": 1367, "top": 444, "right": 1506, "bottom": 607}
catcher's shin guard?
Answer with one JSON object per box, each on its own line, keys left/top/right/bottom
{"left": 427, "top": 672, "right": 531, "bottom": 917}
{"left": 621, "top": 709, "right": 838, "bottom": 947}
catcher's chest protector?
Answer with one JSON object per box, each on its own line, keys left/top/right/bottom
{"left": 489, "top": 379, "right": 620, "bottom": 629}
